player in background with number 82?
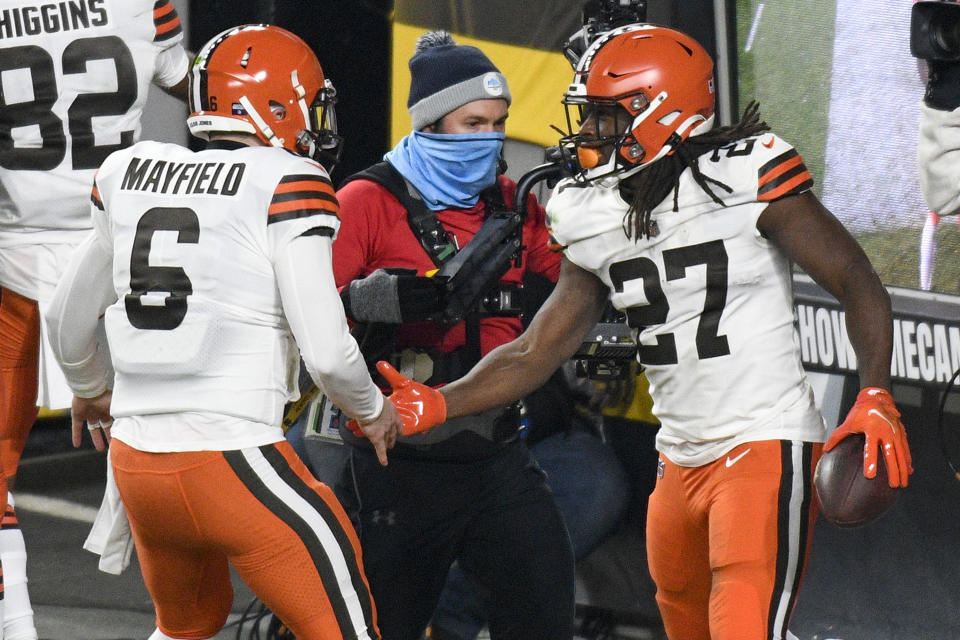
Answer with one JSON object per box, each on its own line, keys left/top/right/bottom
{"left": 0, "top": 2, "right": 188, "bottom": 639}
{"left": 380, "top": 25, "right": 914, "bottom": 640}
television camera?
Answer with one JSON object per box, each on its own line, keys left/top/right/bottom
{"left": 562, "top": 0, "right": 648, "bottom": 67}
{"left": 912, "top": 0, "right": 960, "bottom": 61}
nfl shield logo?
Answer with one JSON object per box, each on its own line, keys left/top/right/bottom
{"left": 657, "top": 459, "right": 665, "bottom": 479}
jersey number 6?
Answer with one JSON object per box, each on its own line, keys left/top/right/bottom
{"left": 125, "top": 207, "right": 199, "bottom": 331}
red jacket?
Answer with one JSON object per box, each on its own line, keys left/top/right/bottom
{"left": 334, "top": 174, "right": 561, "bottom": 357}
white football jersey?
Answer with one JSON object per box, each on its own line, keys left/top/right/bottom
{"left": 0, "top": 0, "right": 188, "bottom": 234}
{"left": 548, "top": 133, "right": 828, "bottom": 466}
{"left": 92, "top": 140, "right": 341, "bottom": 436}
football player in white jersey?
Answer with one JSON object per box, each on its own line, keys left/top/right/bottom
{"left": 368, "top": 25, "right": 914, "bottom": 640}
{"left": 0, "top": 2, "right": 188, "bottom": 638}
{"left": 45, "top": 24, "right": 400, "bottom": 640}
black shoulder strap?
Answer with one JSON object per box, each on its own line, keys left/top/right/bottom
{"left": 343, "top": 161, "right": 458, "bottom": 267}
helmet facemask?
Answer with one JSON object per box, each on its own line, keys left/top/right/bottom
{"left": 559, "top": 92, "right": 658, "bottom": 183}
{"left": 296, "top": 79, "right": 343, "bottom": 171}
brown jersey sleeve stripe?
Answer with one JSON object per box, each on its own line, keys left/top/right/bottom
{"left": 758, "top": 150, "right": 804, "bottom": 186}
{"left": 271, "top": 190, "right": 338, "bottom": 206}
{"left": 269, "top": 196, "right": 339, "bottom": 215}
{"left": 153, "top": 0, "right": 183, "bottom": 41}
{"left": 276, "top": 174, "right": 334, "bottom": 190}
{"left": 758, "top": 171, "right": 813, "bottom": 202}
{"left": 757, "top": 150, "right": 813, "bottom": 201}
{"left": 272, "top": 175, "right": 336, "bottom": 203}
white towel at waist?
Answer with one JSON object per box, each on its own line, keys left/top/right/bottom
{"left": 82, "top": 454, "right": 134, "bottom": 575}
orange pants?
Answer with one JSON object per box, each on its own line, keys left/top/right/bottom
{"left": 646, "top": 440, "right": 821, "bottom": 640}
{"left": 111, "top": 439, "right": 379, "bottom": 640}
{"left": 0, "top": 287, "right": 38, "bottom": 484}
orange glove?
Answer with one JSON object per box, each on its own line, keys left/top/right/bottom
{"left": 823, "top": 387, "right": 913, "bottom": 488}
{"left": 346, "top": 361, "right": 447, "bottom": 438}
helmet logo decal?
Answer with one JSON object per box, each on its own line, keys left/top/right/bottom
{"left": 482, "top": 72, "right": 504, "bottom": 97}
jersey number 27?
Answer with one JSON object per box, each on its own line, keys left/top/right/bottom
{"left": 610, "top": 239, "right": 731, "bottom": 366}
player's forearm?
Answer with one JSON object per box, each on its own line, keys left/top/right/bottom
{"left": 277, "top": 234, "right": 384, "bottom": 423}
{"left": 443, "top": 258, "right": 607, "bottom": 418}
{"left": 839, "top": 263, "right": 894, "bottom": 391}
{"left": 441, "top": 335, "right": 555, "bottom": 419}
{"left": 308, "top": 340, "right": 385, "bottom": 424}
{"left": 44, "top": 233, "right": 115, "bottom": 397}
{"left": 919, "top": 103, "right": 960, "bottom": 216}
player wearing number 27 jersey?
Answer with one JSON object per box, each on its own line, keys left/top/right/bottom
{"left": 383, "top": 25, "right": 913, "bottom": 640}
{"left": 548, "top": 132, "right": 826, "bottom": 465}
{"left": 45, "top": 25, "right": 401, "bottom": 640}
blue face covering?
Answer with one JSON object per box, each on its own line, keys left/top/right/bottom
{"left": 384, "top": 130, "right": 505, "bottom": 211}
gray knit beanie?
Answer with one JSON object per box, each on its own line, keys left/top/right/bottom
{"left": 407, "top": 31, "right": 512, "bottom": 130}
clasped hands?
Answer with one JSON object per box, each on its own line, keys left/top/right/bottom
{"left": 347, "top": 361, "right": 447, "bottom": 439}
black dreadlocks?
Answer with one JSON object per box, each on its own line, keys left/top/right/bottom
{"left": 620, "top": 101, "right": 770, "bottom": 241}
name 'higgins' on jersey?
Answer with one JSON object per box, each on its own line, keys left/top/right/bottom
{"left": 0, "top": 1, "right": 109, "bottom": 39}
{"left": 120, "top": 156, "right": 246, "bottom": 197}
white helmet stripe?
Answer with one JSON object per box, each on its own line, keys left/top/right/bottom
{"left": 629, "top": 90, "right": 668, "bottom": 133}
{"left": 574, "top": 23, "right": 654, "bottom": 79}
{"left": 291, "top": 69, "right": 311, "bottom": 132}
{"left": 238, "top": 95, "right": 283, "bottom": 148}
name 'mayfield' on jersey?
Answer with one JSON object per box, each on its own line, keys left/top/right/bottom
{"left": 119, "top": 156, "right": 246, "bottom": 197}
{"left": 0, "top": 1, "right": 109, "bottom": 39}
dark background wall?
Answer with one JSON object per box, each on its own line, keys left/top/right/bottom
{"left": 186, "top": 0, "right": 727, "bottom": 182}
{"left": 188, "top": 0, "right": 391, "bottom": 184}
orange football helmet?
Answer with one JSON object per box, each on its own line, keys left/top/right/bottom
{"left": 187, "top": 25, "right": 342, "bottom": 169}
{"left": 561, "top": 24, "right": 715, "bottom": 180}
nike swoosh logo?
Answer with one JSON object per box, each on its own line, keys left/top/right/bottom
{"left": 762, "top": 136, "right": 775, "bottom": 148}
{"left": 868, "top": 408, "right": 897, "bottom": 434}
{"left": 725, "top": 448, "right": 752, "bottom": 468}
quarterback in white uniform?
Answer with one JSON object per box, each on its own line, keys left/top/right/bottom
{"left": 381, "top": 25, "right": 914, "bottom": 640}
{"left": 0, "top": 2, "right": 188, "bottom": 638}
{"left": 46, "top": 25, "right": 399, "bottom": 640}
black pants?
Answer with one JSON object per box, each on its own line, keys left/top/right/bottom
{"left": 335, "top": 437, "right": 575, "bottom": 640}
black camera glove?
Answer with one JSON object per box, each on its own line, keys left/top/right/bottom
{"left": 341, "top": 268, "right": 447, "bottom": 323}
{"left": 925, "top": 60, "right": 960, "bottom": 110}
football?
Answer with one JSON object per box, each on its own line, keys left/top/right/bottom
{"left": 814, "top": 433, "right": 900, "bottom": 527}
